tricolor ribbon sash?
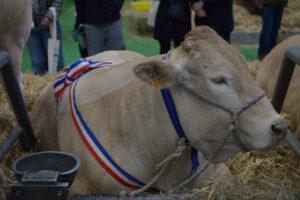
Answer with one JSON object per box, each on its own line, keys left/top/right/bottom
{"left": 69, "top": 77, "right": 159, "bottom": 191}
{"left": 53, "top": 58, "right": 158, "bottom": 191}
{"left": 53, "top": 58, "right": 114, "bottom": 103}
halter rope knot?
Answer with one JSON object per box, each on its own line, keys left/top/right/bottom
{"left": 169, "top": 84, "right": 266, "bottom": 193}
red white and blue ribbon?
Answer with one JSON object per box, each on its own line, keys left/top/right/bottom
{"left": 53, "top": 58, "right": 113, "bottom": 104}
{"left": 54, "top": 58, "right": 158, "bottom": 191}
{"left": 69, "top": 77, "right": 158, "bottom": 191}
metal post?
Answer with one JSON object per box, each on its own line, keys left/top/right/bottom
{"left": 0, "top": 51, "right": 36, "bottom": 151}
{"left": 271, "top": 54, "right": 295, "bottom": 113}
{"left": 271, "top": 47, "right": 300, "bottom": 113}
{"left": 286, "top": 131, "right": 300, "bottom": 158}
{"left": 0, "top": 127, "right": 24, "bottom": 160}
{"left": 270, "top": 47, "right": 300, "bottom": 158}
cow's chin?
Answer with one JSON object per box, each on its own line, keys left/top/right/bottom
{"left": 198, "top": 128, "right": 286, "bottom": 163}
{"left": 203, "top": 132, "right": 284, "bottom": 163}
{"left": 239, "top": 130, "right": 284, "bottom": 151}
{"left": 201, "top": 144, "right": 242, "bottom": 164}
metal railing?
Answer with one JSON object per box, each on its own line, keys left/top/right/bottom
{"left": 271, "top": 46, "right": 300, "bottom": 157}
{"left": 0, "top": 51, "right": 36, "bottom": 161}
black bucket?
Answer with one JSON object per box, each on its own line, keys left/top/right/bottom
{"left": 12, "top": 151, "right": 80, "bottom": 186}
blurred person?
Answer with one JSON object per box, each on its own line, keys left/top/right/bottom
{"left": 73, "top": 14, "right": 88, "bottom": 58}
{"left": 154, "top": 0, "right": 193, "bottom": 54}
{"left": 27, "top": 0, "right": 64, "bottom": 75}
{"left": 192, "top": 0, "right": 234, "bottom": 43}
{"left": 74, "top": 0, "right": 125, "bottom": 56}
{"left": 258, "top": 0, "right": 288, "bottom": 60}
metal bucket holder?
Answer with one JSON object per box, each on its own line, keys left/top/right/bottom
{"left": 10, "top": 151, "right": 80, "bottom": 200}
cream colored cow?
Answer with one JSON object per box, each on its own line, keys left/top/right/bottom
{"left": 31, "top": 27, "right": 287, "bottom": 194}
{"left": 257, "top": 35, "right": 300, "bottom": 139}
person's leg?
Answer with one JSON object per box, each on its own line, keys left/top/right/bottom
{"left": 56, "top": 21, "right": 65, "bottom": 71}
{"left": 159, "top": 40, "right": 171, "bottom": 54}
{"left": 269, "top": 6, "right": 284, "bottom": 49}
{"left": 105, "top": 19, "right": 125, "bottom": 50}
{"left": 194, "top": 16, "right": 202, "bottom": 27}
{"left": 223, "top": 32, "right": 231, "bottom": 43}
{"left": 217, "top": 31, "right": 231, "bottom": 43}
{"left": 41, "top": 27, "right": 51, "bottom": 73}
{"left": 27, "top": 28, "right": 48, "bottom": 75}
{"left": 84, "top": 24, "right": 105, "bottom": 56}
{"left": 258, "top": 6, "right": 275, "bottom": 60}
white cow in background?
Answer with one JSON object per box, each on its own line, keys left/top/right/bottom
{"left": 0, "top": 0, "right": 32, "bottom": 90}
{"left": 257, "top": 35, "right": 300, "bottom": 139}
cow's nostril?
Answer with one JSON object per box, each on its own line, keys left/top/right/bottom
{"left": 271, "top": 124, "right": 283, "bottom": 135}
{"left": 270, "top": 120, "right": 288, "bottom": 139}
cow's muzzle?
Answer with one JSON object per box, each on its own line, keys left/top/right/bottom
{"left": 271, "top": 118, "right": 288, "bottom": 144}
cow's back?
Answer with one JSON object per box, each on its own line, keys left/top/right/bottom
{"left": 256, "top": 35, "right": 300, "bottom": 138}
{"left": 31, "top": 51, "right": 145, "bottom": 151}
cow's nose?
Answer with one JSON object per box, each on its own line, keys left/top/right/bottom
{"left": 271, "top": 119, "right": 288, "bottom": 141}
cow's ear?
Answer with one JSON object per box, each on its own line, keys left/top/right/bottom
{"left": 133, "top": 60, "right": 175, "bottom": 88}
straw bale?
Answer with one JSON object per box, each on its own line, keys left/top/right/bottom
{"left": 126, "top": 9, "right": 154, "bottom": 36}
{"left": 248, "top": 60, "right": 260, "bottom": 79}
{"left": 191, "top": 148, "right": 300, "bottom": 199}
{"left": 234, "top": 0, "right": 300, "bottom": 32}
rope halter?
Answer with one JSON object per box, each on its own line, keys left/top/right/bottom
{"left": 169, "top": 83, "right": 266, "bottom": 193}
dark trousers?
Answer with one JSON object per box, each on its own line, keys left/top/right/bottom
{"left": 159, "top": 39, "right": 183, "bottom": 54}
{"left": 27, "top": 22, "right": 64, "bottom": 75}
{"left": 258, "top": 5, "right": 284, "bottom": 60}
{"left": 218, "top": 31, "right": 231, "bottom": 43}
{"left": 84, "top": 20, "right": 124, "bottom": 56}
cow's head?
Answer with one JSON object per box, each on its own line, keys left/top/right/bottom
{"left": 133, "top": 26, "right": 287, "bottom": 163}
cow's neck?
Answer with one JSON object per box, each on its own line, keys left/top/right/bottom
{"left": 70, "top": 77, "right": 206, "bottom": 190}
{"left": 113, "top": 80, "right": 201, "bottom": 190}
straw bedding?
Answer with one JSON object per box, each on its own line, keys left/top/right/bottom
{"left": 0, "top": 74, "right": 54, "bottom": 199}
{"left": 234, "top": 0, "right": 300, "bottom": 32}
{"left": 0, "top": 69, "right": 299, "bottom": 199}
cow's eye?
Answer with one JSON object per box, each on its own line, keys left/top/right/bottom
{"left": 211, "top": 76, "right": 227, "bottom": 85}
